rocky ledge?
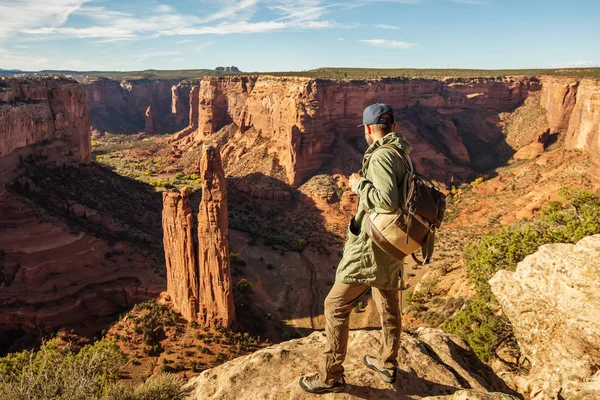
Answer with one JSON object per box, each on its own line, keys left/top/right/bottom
{"left": 186, "top": 327, "right": 519, "bottom": 399}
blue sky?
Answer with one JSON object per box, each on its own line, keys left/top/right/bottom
{"left": 0, "top": 0, "right": 599, "bottom": 71}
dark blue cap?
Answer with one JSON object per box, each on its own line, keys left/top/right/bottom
{"left": 358, "top": 103, "right": 395, "bottom": 127}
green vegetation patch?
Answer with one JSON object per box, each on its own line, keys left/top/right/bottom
{"left": 0, "top": 338, "right": 189, "bottom": 400}
{"left": 443, "top": 187, "right": 600, "bottom": 361}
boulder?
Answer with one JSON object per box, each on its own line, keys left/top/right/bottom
{"left": 490, "top": 235, "right": 600, "bottom": 400}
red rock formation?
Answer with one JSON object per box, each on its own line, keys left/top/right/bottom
{"left": 144, "top": 105, "right": 154, "bottom": 132}
{"left": 85, "top": 77, "right": 189, "bottom": 134}
{"left": 540, "top": 77, "right": 600, "bottom": 185}
{"left": 513, "top": 130, "right": 549, "bottom": 160}
{"left": 0, "top": 77, "right": 90, "bottom": 183}
{"left": 197, "top": 146, "right": 235, "bottom": 328}
{"left": 174, "top": 76, "right": 540, "bottom": 186}
{"left": 162, "top": 188, "right": 199, "bottom": 322}
{"left": 162, "top": 146, "right": 235, "bottom": 328}
{"left": 172, "top": 82, "right": 192, "bottom": 127}
{"left": 170, "top": 86, "right": 199, "bottom": 142}
{"left": 0, "top": 188, "right": 164, "bottom": 335}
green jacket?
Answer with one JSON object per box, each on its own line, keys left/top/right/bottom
{"left": 335, "top": 132, "right": 413, "bottom": 290}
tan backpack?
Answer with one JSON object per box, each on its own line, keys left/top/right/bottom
{"left": 362, "top": 144, "right": 446, "bottom": 265}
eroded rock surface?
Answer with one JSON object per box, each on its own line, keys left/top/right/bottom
{"left": 162, "top": 146, "right": 235, "bottom": 329}
{"left": 84, "top": 77, "right": 189, "bottom": 134}
{"left": 197, "top": 146, "right": 235, "bottom": 328}
{"left": 490, "top": 235, "right": 600, "bottom": 400}
{"left": 162, "top": 188, "right": 199, "bottom": 322}
{"left": 174, "top": 76, "right": 540, "bottom": 186}
{"left": 0, "top": 76, "right": 90, "bottom": 182}
{"left": 186, "top": 328, "right": 517, "bottom": 399}
{"left": 540, "top": 77, "right": 600, "bottom": 184}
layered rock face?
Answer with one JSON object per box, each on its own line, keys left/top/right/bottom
{"left": 162, "top": 187, "right": 199, "bottom": 322}
{"left": 490, "top": 235, "right": 600, "bottom": 400}
{"left": 0, "top": 188, "right": 164, "bottom": 336}
{"left": 175, "top": 75, "right": 540, "bottom": 186}
{"left": 540, "top": 77, "right": 600, "bottom": 184}
{"left": 162, "top": 146, "right": 235, "bottom": 328}
{"left": 0, "top": 77, "right": 166, "bottom": 349}
{"left": 85, "top": 77, "right": 190, "bottom": 134}
{"left": 186, "top": 328, "right": 518, "bottom": 399}
{"left": 197, "top": 146, "right": 235, "bottom": 328}
{"left": 0, "top": 77, "right": 90, "bottom": 182}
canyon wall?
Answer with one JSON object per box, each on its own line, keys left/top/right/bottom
{"left": 540, "top": 77, "right": 600, "bottom": 184}
{"left": 0, "top": 76, "right": 90, "bottom": 182}
{"left": 163, "top": 146, "right": 235, "bottom": 329}
{"left": 175, "top": 75, "right": 541, "bottom": 186}
{"left": 0, "top": 77, "right": 164, "bottom": 349}
{"left": 85, "top": 78, "right": 190, "bottom": 135}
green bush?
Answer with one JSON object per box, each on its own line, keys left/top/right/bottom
{"left": 444, "top": 188, "right": 600, "bottom": 361}
{"left": 236, "top": 278, "right": 253, "bottom": 294}
{"left": 101, "top": 373, "right": 192, "bottom": 400}
{"left": 0, "top": 338, "right": 125, "bottom": 399}
{"left": 149, "top": 180, "right": 171, "bottom": 188}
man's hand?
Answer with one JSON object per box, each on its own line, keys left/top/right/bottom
{"left": 348, "top": 173, "right": 361, "bottom": 189}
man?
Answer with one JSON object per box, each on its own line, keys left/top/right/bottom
{"left": 299, "top": 103, "right": 413, "bottom": 394}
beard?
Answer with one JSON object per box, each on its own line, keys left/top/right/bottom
{"left": 365, "top": 134, "right": 374, "bottom": 146}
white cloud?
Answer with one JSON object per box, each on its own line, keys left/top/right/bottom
{"left": 5, "top": 0, "right": 341, "bottom": 42}
{"left": 360, "top": 39, "right": 415, "bottom": 48}
{"left": 552, "top": 61, "right": 598, "bottom": 68}
{"left": 154, "top": 4, "right": 173, "bottom": 13}
{"left": 23, "top": 26, "right": 137, "bottom": 39}
{"left": 0, "top": 0, "right": 91, "bottom": 40}
{"left": 199, "top": 0, "right": 260, "bottom": 24}
{"left": 376, "top": 24, "right": 401, "bottom": 30}
{"left": 194, "top": 41, "right": 215, "bottom": 52}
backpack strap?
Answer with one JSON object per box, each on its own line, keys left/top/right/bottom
{"left": 361, "top": 144, "right": 413, "bottom": 176}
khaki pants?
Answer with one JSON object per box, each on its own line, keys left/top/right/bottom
{"left": 320, "top": 282, "right": 401, "bottom": 385}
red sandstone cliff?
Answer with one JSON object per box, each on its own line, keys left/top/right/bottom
{"left": 0, "top": 78, "right": 164, "bottom": 342}
{"left": 197, "top": 146, "right": 235, "bottom": 328}
{"left": 162, "top": 146, "right": 235, "bottom": 329}
{"left": 85, "top": 77, "right": 190, "bottom": 135}
{"left": 540, "top": 77, "right": 600, "bottom": 184}
{"left": 163, "top": 187, "right": 199, "bottom": 322}
{"left": 0, "top": 77, "right": 90, "bottom": 182}
{"left": 174, "top": 76, "right": 540, "bottom": 186}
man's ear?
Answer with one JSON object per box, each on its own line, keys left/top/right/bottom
{"left": 366, "top": 125, "right": 372, "bottom": 135}
{"left": 392, "top": 123, "right": 397, "bottom": 132}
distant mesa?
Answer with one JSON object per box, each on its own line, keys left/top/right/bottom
{"left": 215, "top": 66, "right": 240, "bottom": 73}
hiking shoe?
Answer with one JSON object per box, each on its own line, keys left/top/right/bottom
{"left": 363, "top": 355, "right": 397, "bottom": 383}
{"left": 298, "top": 372, "right": 346, "bottom": 394}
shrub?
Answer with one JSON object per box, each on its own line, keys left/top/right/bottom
{"left": 0, "top": 338, "right": 125, "bottom": 399}
{"left": 236, "top": 278, "right": 253, "bottom": 294}
{"left": 443, "top": 188, "right": 600, "bottom": 361}
{"left": 470, "top": 177, "right": 484, "bottom": 188}
{"left": 149, "top": 180, "right": 170, "bottom": 188}
{"left": 229, "top": 252, "right": 246, "bottom": 266}
{"left": 102, "top": 373, "right": 192, "bottom": 400}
